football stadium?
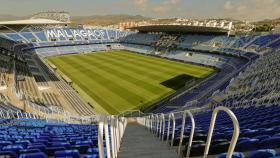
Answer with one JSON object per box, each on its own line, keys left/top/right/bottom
{"left": 0, "top": 1, "right": 280, "bottom": 157}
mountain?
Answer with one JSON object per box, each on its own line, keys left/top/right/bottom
{"left": 254, "top": 18, "right": 280, "bottom": 25}
{"left": 71, "top": 14, "right": 151, "bottom": 26}
{"left": 0, "top": 14, "right": 150, "bottom": 26}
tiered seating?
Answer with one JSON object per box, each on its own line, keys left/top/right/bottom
{"left": 42, "top": 92, "right": 62, "bottom": 107}
{"left": 0, "top": 102, "right": 22, "bottom": 112}
{"left": 267, "top": 39, "right": 280, "bottom": 49}
{"left": 161, "top": 51, "right": 226, "bottom": 68}
{"left": 0, "top": 56, "right": 10, "bottom": 89}
{"left": 0, "top": 119, "right": 99, "bottom": 158}
{"left": 215, "top": 50, "right": 280, "bottom": 108}
{"left": 197, "top": 36, "right": 235, "bottom": 48}
{"left": 167, "top": 105, "right": 280, "bottom": 157}
{"left": 121, "top": 44, "right": 153, "bottom": 54}
{"left": 15, "top": 61, "right": 41, "bottom": 103}
{"left": 33, "top": 55, "right": 95, "bottom": 116}
{"left": 121, "top": 33, "right": 160, "bottom": 45}
{"left": 231, "top": 36, "right": 257, "bottom": 48}
{"left": 248, "top": 34, "right": 280, "bottom": 48}
{"left": 217, "top": 48, "right": 255, "bottom": 57}
{"left": 33, "top": 75, "right": 48, "bottom": 87}
{"left": 35, "top": 44, "right": 109, "bottom": 57}
{"left": 166, "top": 49, "right": 280, "bottom": 157}
{"left": 177, "top": 35, "right": 216, "bottom": 49}
{"left": 154, "top": 35, "right": 179, "bottom": 49}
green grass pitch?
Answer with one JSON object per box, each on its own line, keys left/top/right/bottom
{"left": 46, "top": 50, "right": 215, "bottom": 115}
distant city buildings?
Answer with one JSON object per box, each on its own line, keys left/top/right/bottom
{"left": 114, "top": 18, "right": 254, "bottom": 33}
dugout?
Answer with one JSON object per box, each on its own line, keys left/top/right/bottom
{"left": 106, "top": 44, "right": 112, "bottom": 50}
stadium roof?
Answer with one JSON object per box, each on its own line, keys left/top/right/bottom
{"left": 130, "top": 25, "right": 229, "bottom": 35}
{"left": 0, "top": 18, "right": 69, "bottom": 25}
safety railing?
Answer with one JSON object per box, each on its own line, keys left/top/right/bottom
{"left": 178, "top": 110, "right": 195, "bottom": 157}
{"left": 166, "top": 113, "right": 176, "bottom": 147}
{"left": 140, "top": 106, "right": 240, "bottom": 158}
{"left": 0, "top": 110, "right": 41, "bottom": 120}
{"left": 203, "top": 106, "right": 240, "bottom": 158}
{"left": 98, "top": 115, "right": 127, "bottom": 158}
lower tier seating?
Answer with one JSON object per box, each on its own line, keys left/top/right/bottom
{"left": 0, "top": 119, "right": 99, "bottom": 158}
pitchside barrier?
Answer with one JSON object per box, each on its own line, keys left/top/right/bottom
{"left": 97, "top": 106, "right": 240, "bottom": 158}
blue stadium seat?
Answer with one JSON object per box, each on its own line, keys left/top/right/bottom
{"left": 83, "top": 155, "right": 99, "bottom": 158}
{"left": 0, "top": 151, "right": 17, "bottom": 158}
{"left": 19, "top": 152, "right": 48, "bottom": 158}
{"left": 216, "top": 152, "right": 245, "bottom": 158}
{"left": 72, "top": 144, "right": 90, "bottom": 154}
{"left": 259, "top": 137, "right": 280, "bottom": 149}
{"left": 54, "top": 150, "right": 80, "bottom": 158}
{"left": 247, "top": 149, "right": 277, "bottom": 158}
{"left": 46, "top": 147, "right": 66, "bottom": 156}
{"left": 236, "top": 139, "right": 259, "bottom": 152}
{"left": 87, "top": 148, "right": 99, "bottom": 154}
{"left": 2, "top": 145, "right": 24, "bottom": 153}
{"left": 19, "top": 149, "right": 41, "bottom": 154}
{"left": 51, "top": 142, "right": 71, "bottom": 149}
{"left": 27, "top": 144, "right": 47, "bottom": 152}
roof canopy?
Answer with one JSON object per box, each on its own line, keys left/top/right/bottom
{"left": 130, "top": 25, "right": 229, "bottom": 35}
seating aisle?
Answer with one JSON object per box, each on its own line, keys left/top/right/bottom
{"left": 118, "top": 123, "right": 180, "bottom": 158}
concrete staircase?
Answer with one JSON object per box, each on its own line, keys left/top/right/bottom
{"left": 118, "top": 124, "right": 180, "bottom": 158}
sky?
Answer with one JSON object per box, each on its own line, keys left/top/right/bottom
{"left": 0, "top": 0, "right": 280, "bottom": 21}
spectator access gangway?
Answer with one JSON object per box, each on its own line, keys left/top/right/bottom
{"left": 97, "top": 106, "right": 240, "bottom": 158}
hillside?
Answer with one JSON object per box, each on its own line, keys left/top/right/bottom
{"left": 0, "top": 14, "right": 150, "bottom": 26}
{"left": 71, "top": 14, "right": 151, "bottom": 26}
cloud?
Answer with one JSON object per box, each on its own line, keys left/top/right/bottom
{"left": 153, "top": 5, "right": 169, "bottom": 13}
{"left": 164, "top": 0, "right": 180, "bottom": 5}
{"left": 152, "top": 0, "right": 182, "bottom": 14}
{"left": 134, "top": 0, "right": 148, "bottom": 11}
{"left": 224, "top": 1, "right": 233, "bottom": 10}
{"left": 135, "top": 0, "right": 147, "bottom": 7}
{"left": 222, "top": 0, "right": 280, "bottom": 21}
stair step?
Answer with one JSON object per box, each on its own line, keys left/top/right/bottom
{"left": 118, "top": 124, "right": 180, "bottom": 158}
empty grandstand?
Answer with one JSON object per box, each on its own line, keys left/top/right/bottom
{"left": 0, "top": 5, "right": 280, "bottom": 158}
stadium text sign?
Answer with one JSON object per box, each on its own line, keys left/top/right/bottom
{"left": 46, "top": 29, "right": 107, "bottom": 40}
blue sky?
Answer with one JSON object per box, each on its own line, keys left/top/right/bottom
{"left": 0, "top": 0, "right": 279, "bottom": 21}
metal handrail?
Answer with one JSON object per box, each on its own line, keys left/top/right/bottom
{"left": 98, "top": 116, "right": 105, "bottom": 158}
{"left": 203, "top": 106, "right": 240, "bottom": 158}
{"left": 110, "top": 116, "right": 117, "bottom": 158}
{"left": 166, "top": 113, "right": 176, "bottom": 147}
{"left": 160, "top": 113, "right": 166, "bottom": 141}
{"left": 154, "top": 114, "right": 158, "bottom": 134}
{"left": 104, "top": 117, "right": 111, "bottom": 158}
{"left": 95, "top": 106, "right": 239, "bottom": 158}
{"left": 150, "top": 115, "right": 154, "bottom": 132}
{"left": 156, "top": 115, "right": 160, "bottom": 135}
{"left": 97, "top": 115, "right": 127, "bottom": 158}
{"left": 0, "top": 110, "right": 3, "bottom": 118}
{"left": 178, "top": 110, "right": 195, "bottom": 157}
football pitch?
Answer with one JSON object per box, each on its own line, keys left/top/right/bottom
{"left": 46, "top": 50, "right": 215, "bottom": 115}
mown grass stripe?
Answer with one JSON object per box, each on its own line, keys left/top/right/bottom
{"left": 102, "top": 52, "right": 210, "bottom": 78}
{"left": 61, "top": 56, "right": 151, "bottom": 112}
{"left": 72, "top": 56, "right": 166, "bottom": 97}
{"left": 47, "top": 50, "right": 215, "bottom": 114}
{"left": 73, "top": 54, "right": 170, "bottom": 96}
{"left": 114, "top": 51, "right": 214, "bottom": 73}
{"left": 50, "top": 57, "right": 120, "bottom": 114}
{"left": 84, "top": 53, "right": 178, "bottom": 82}
{"left": 88, "top": 53, "right": 199, "bottom": 79}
